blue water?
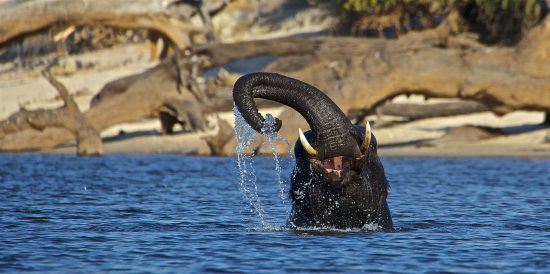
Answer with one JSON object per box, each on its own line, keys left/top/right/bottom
{"left": 0, "top": 154, "right": 548, "bottom": 273}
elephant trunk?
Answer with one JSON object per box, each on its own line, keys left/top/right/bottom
{"left": 233, "top": 72, "right": 361, "bottom": 159}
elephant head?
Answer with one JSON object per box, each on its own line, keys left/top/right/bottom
{"left": 233, "top": 72, "right": 368, "bottom": 157}
{"left": 233, "top": 72, "right": 392, "bottom": 230}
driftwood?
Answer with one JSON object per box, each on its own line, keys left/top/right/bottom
{"left": 189, "top": 16, "right": 550, "bottom": 144}
{"left": 0, "top": 0, "right": 222, "bottom": 49}
{"left": 0, "top": 71, "right": 102, "bottom": 155}
{"left": 159, "top": 99, "right": 206, "bottom": 134}
{"left": 203, "top": 119, "right": 234, "bottom": 156}
{"left": 0, "top": 56, "right": 233, "bottom": 152}
{"left": 189, "top": 20, "right": 550, "bottom": 116}
{"left": 375, "top": 101, "right": 489, "bottom": 121}
{"left": 1, "top": 14, "right": 549, "bottom": 153}
{"left": 417, "top": 125, "right": 507, "bottom": 147}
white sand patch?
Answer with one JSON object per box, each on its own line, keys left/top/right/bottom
{"left": 0, "top": 44, "right": 155, "bottom": 119}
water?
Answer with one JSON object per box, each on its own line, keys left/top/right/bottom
{"left": 234, "top": 109, "right": 293, "bottom": 226}
{"left": 0, "top": 154, "right": 549, "bottom": 273}
{"left": 234, "top": 108, "right": 267, "bottom": 226}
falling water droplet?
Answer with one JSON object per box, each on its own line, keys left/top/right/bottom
{"left": 234, "top": 106, "right": 267, "bottom": 227}
{"left": 261, "top": 114, "right": 293, "bottom": 216}
{"left": 233, "top": 107, "right": 295, "bottom": 228}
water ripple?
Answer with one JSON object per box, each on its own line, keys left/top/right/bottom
{"left": 0, "top": 154, "right": 548, "bottom": 273}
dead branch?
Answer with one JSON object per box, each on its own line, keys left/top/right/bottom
{"left": 203, "top": 118, "right": 234, "bottom": 156}
{"left": 1, "top": 15, "right": 549, "bottom": 153}
{"left": 0, "top": 0, "right": 208, "bottom": 48}
{"left": 0, "top": 72, "right": 102, "bottom": 155}
{"left": 375, "top": 101, "right": 489, "bottom": 121}
{"left": 159, "top": 99, "right": 206, "bottom": 134}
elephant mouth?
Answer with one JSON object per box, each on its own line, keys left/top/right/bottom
{"left": 301, "top": 122, "right": 372, "bottom": 181}
{"left": 310, "top": 156, "right": 363, "bottom": 179}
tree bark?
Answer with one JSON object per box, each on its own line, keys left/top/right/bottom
{"left": 159, "top": 99, "right": 206, "bottom": 134}
{"left": 203, "top": 119, "right": 234, "bottom": 156}
{"left": 0, "top": 71, "right": 102, "bottom": 155}
{"left": 188, "top": 25, "right": 549, "bottom": 116}
{"left": 1, "top": 15, "right": 549, "bottom": 153}
{"left": 375, "top": 101, "right": 489, "bottom": 121}
{"left": 0, "top": 0, "right": 206, "bottom": 48}
{"left": 0, "top": 57, "right": 234, "bottom": 152}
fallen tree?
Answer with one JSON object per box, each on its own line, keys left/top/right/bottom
{"left": 372, "top": 101, "right": 489, "bottom": 122}
{"left": 0, "top": 71, "right": 102, "bottom": 155}
{"left": 0, "top": 0, "right": 227, "bottom": 49}
{"left": 1, "top": 14, "right": 549, "bottom": 154}
{"left": 0, "top": 55, "right": 237, "bottom": 152}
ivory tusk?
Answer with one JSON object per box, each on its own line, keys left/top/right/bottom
{"left": 299, "top": 128, "right": 318, "bottom": 157}
{"left": 362, "top": 121, "right": 372, "bottom": 152}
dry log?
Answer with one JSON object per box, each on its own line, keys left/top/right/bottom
{"left": 0, "top": 0, "right": 208, "bottom": 48}
{"left": 193, "top": 16, "right": 550, "bottom": 146}
{"left": 417, "top": 126, "right": 506, "bottom": 147}
{"left": 1, "top": 15, "right": 549, "bottom": 153}
{"left": 159, "top": 99, "right": 206, "bottom": 134}
{"left": 264, "top": 17, "right": 550, "bottom": 143}
{"left": 195, "top": 16, "right": 550, "bottom": 116}
{"left": 375, "top": 101, "right": 489, "bottom": 121}
{"left": 0, "top": 57, "right": 231, "bottom": 152}
{"left": 0, "top": 72, "right": 102, "bottom": 155}
{"left": 147, "top": 0, "right": 230, "bottom": 60}
{"left": 203, "top": 119, "right": 234, "bottom": 156}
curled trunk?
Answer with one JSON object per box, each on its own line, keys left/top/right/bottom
{"left": 233, "top": 72, "right": 360, "bottom": 159}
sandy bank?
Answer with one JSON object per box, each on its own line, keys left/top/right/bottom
{"left": 1, "top": 44, "right": 549, "bottom": 158}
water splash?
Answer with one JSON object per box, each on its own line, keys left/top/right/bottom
{"left": 234, "top": 107, "right": 266, "bottom": 226}
{"left": 247, "top": 224, "right": 380, "bottom": 233}
{"left": 234, "top": 107, "right": 294, "bottom": 227}
{"left": 261, "top": 114, "right": 294, "bottom": 215}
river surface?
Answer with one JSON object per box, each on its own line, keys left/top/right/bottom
{"left": 0, "top": 154, "right": 548, "bottom": 273}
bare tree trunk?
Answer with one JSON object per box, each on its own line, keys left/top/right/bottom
{"left": 1, "top": 15, "right": 549, "bottom": 153}
{"left": 0, "top": 0, "right": 205, "bottom": 48}
{"left": 375, "top": 101, "right": 489, "bottom": 121}
{"left": 203, "top": 119, "right": 234, "bottom": 156}
{"left": 0, "top": 71, "right": 102, "bottom": 155}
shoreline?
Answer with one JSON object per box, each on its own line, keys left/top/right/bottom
{"left": 10, "top": 142, "right": 548, "bottom": 158}
{"left": 1, "top": 45, "right": 549, "bottom": 159}
{"left": 3, "top": 150, "right": 549, "bottom": 158}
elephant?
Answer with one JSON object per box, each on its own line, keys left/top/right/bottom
{"left": 233, "top": 72, "right": 393, "bottom": 230}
